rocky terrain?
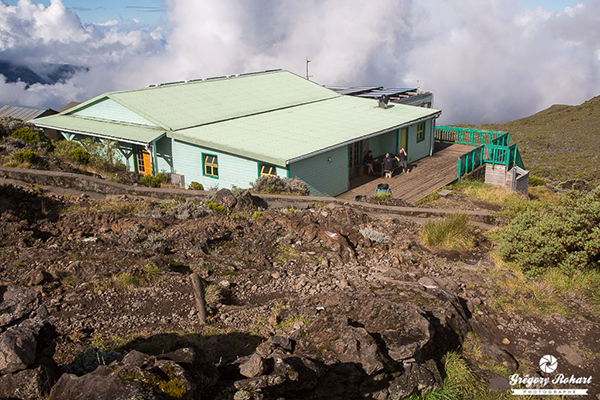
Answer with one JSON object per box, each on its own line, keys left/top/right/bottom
{"left": 1, "top": 175, "right": 599, "bottom": 399}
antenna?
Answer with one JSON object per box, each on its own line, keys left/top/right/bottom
{"left": 306, "top": 56, "right": 313, "bottom": 80}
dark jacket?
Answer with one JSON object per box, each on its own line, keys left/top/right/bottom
{"left": 383, "top": 156, "right": 394, "bottom": 171}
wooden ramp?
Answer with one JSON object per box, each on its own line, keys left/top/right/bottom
{"left": 337, "top": 143, "right": 474, "bottom": 204}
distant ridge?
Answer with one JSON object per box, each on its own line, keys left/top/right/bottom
{"left": 468, "top": 95, "right": 600, "bottom": 187}
{"left": 0, "top": 60, "right": 87, "bottom": 87}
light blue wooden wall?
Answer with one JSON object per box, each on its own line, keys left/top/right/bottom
{"left": 369, "top": 130, "right": 397, "bottom": 157}
{"left": 155, "top": 137, "right": 173, "bottom": 174}
{"left": 172, "top": 139, "right": 287, "bottom": 190}
{"left": 369, "top": 120, "right": 433, "bottom": 163}
{"left": 73, "top": 99, "right": 159, "bottom": 126}
{"left": 405, "top": 119, "right": 432, "bottom": 163}
{"left": 289, "top": 146, "right": 348, "bottom": 197}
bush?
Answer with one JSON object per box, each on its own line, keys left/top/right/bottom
{"left": 13, "top": 150, "right": 39, "bottom": 164}
{"left": 420, "top": 213, "right": 475, "bottom": 250}
{"left": 529, "top": 176, "right": 546, "bottom": 187}
{"left": 68, "top": 147, "right": 91, "bottom": 164}
{"left": 251, "top": 175, "right": 309, "bottom": 196}
{"left": 11, "top": 127, "right": 42, "bottom": 144}
{"left": 52, "top": 139, "right": 82, "bottom": 158}
{"left": 188, "top": 181, "right": 204, "bottom": 190}
{"left": 0, "top": 117, "right": 36, "bottom": 138}
{"left": 139, "top": 172, "right": 168, "bottom": 188}
{"left": 498, "top": 190, "right": 600, "bottom": 276}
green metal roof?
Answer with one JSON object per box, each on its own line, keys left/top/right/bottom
{"left": 34, "top": 114, "right": 165, "bottom": 145}
{"left": 170, "top": 95, "right": 441, "bottom": 167}
{"left": 33, "top": 70, "right": 441, "bottom": 164}
{"left": 67, "top": 70, "right": 339, "bottom": 131}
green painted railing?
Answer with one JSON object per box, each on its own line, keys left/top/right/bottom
{"left": 437, "top": 125, "right": 525, "bottom": 182}
{"left": 435, "top": 125, "right": 509, "bottom": 146}
{"left": 457, "top": 143, "right": 525, "bottom": 181}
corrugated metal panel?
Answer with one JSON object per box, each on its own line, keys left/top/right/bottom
{"left": 74, "top": 99, "right": 158, "bottom": 127}
{"left": 0, "top": 105, "right": 47, "bottom": 121}
{"left": 289, "top": 146, "right": 348, "bottom": 197}
{"left": 33, "top": 114, "right": 165, "bottom": 145}
{"left": 170, "top": 95, "right": 440, "bottom": 167}
{"left": 106, "top": 70, "right": 339, "bottom": 131}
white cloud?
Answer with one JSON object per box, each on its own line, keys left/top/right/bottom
{"left": 96, "top": 19, "right": 119, "bottom": 27}
{"left": 1, "top": 0, "right": 600, "bottom": 124}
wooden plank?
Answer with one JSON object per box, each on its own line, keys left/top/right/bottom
{"left": 338, "top": 143, "right": 472, "bottom": 204}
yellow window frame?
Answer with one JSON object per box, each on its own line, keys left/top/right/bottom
{"left": 259, "top": 163, "right": 277, "bottom": 177}
{"left": 203, "top": 154, "right": 218, "bottom": 178}
{"left": 417, "top": 122, "right": 425, "bottom": 142}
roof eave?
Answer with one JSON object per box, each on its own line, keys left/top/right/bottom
{"left": 36, "top": 123, "right": 166, "bottom": 147}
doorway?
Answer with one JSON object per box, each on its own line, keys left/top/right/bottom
{"left": 135, "top": 146, "right": 152, "bottom": 176}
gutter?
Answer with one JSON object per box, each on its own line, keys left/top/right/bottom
{"left": 286, "top": 112, "right": 442, "bottom": 164}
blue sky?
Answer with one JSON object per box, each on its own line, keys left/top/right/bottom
{"left": 518, "top": 0, "right": 586, "bottom": 10}
{"left": 2, "top": 0, "right": 166, "bottom": 25}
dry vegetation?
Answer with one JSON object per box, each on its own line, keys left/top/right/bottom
{"left": 465, "top": 95, "right": 600, "bottom": 188}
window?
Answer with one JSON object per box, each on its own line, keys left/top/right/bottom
{"left": 259, "top": 163, "right": 277, "bottom": 177}
{"left": 203, "top": 154, "right": 218, "bottom": 178}
{"left": 417, "top": 122, "right": 425, "bottom": 142}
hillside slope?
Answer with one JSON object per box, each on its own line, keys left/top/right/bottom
{"left": 474, "top": 95, "right": 600, "bottom": 187}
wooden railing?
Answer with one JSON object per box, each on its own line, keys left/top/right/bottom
{"left": 435, "top": 125, "right": 509, "bottom": 146}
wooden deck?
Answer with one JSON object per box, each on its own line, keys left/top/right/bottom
{"left": 337, "top": 143, "right": 474, "bottom": 204}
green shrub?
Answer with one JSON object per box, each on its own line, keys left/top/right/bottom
{"left": 140, "top": 172, "right": 168, "bottom": 188}
{"left": 529, "top": 176, "right": 546, "bottom": 187}
{"left": 375, "top": 193, "right": 392, "bottom": 199}
{"left": 206, "top": 200, "right": 227, "bottom": 214}
{"left": 421, "top": 213, "right": 475, "bottom": 250}
{"left": 52, "top": 139, "right": 82, "bottom": 158}
{"left": 188, "top": 181, "right": 204, "bottom": 190}
{"left": 251, "top": 175, "right": 309, "bottom": 196}
{"left": 11, "top": 127, "right": 41, "bottom": 144}
{"left": 0, "top": 117, "right": 35, "bottom": 138}
{"left": 13, "top": 150, "right": 39, "bottom": 164}
{"left": 68, "top": 147, "right": 91, "bottom": 164}
{"left": 498, "top": 190, "right": 600, "bottom": 276}
{"left": 252, "top": 211, "right": 264, "bottom": 219}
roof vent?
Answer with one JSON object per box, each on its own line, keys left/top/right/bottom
{"left": 378, "top": 95, "right": 389, "bottom": 108}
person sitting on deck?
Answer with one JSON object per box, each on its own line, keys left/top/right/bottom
{"left": 395, "top": 148, "right": 409, "bottom": 173}
{"left": 383, "top": 153, "right": 395, "bottom": 178}
{"left": 363, "top": 150, "right": 374, "bottom": 175}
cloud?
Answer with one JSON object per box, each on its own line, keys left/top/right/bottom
{"left": 0, "top": 0, "right": 167, "bottom": 108}
{"left": 1, "top": 0, "right": 600, "bottom": 124}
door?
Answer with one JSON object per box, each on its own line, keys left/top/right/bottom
{"left": 348, "top": 141, "right": 361, "bottom": 178}
{"left": 399, "top": 128, "right": 408, "bottom": 153}
{"left": 136, "top": 146, "right": 152, "bottom": 176}
{"left": 396, "top": 128, "right": 408, "bottom": 158}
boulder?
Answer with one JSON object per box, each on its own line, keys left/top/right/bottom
{"left": 0, "top": 286, "right": 58, "bottom": 399}
{"left": 0, "top": 285, "right": 42, "bottom": 329}
{"left": 0, "top": 366, "right": 53, "bottom": 399}
{"left": 49, "top": 350, "right": 195, "bottom": 400}
{"left": 0, "top": 325, "right": 37, "bottom": 374}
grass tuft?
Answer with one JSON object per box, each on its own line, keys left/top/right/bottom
{"left": 420, "top": 214, "right": 475, "bottom": 250}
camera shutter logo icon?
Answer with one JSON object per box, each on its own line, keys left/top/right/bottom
{"left": 540, "top": 355, "right": 558, "bottom": 373}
